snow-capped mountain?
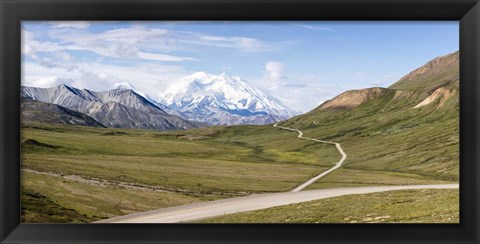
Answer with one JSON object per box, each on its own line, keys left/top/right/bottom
{"left": 113, "top": 81, "right": 177, "bottom": 115}
{"left": 158, "top": 72, "right": 295, "bottom": 125}
{"left": 21, "top": 84, "right": 199, "bottom": 131}
{"left": 113, "top": 82, "right": 160, "bottom": 106}
{"left": 21, "top": 72, "right": 296, "bottom": 128}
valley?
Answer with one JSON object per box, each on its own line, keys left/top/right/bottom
{"left": 21, "top": 51, "right": 459, "bottom": 223}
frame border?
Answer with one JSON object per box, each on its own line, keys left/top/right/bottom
{"left": 1, "top": 0, "right": 479, "bottom": 243}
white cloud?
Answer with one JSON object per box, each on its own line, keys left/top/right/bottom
{"left": 55, "top": 51, "right": 73, "bottom": 61}
{"left": 251, "top": 71, "right": 340, "bottom": 113}
{"left": 265, "top": 61, "right": 285, "bottom": 79}
{"left": 247, "top": 61, "right": 340, "bottom": 112}
{"left": 296, "top": 24, "right": 334, "bottom": 32}
{"left": 22, "top": 58, "right": 188, "bottom": 97}
{"left": 22, "top": 30, "right": 75, "bottom": 58}
{"left": 23, "top": 23, "right": 291, "bottom": 69}
{"left": 43, "top": 25, "right": 285, "bottom": 61}
{"left": 49, "top": 21, "right": 91, "bottom": 29}
{"left": 26, "top": 26, "right": 194, "bottom": 62}
{"left": 21, "top": 22, "right": 329, "bottom": 112}
{"left": 249, "top": 61, "right": 287, "bottom": 93}
{"left": 22, "top": 62, "right": 72, "bottom": 88}
{"left": 137, "top": 52, "right": 196, "bottom": 62}
{"left": 180, "top": 31, "right": 287, "bottom": 52}
{"left": 27, "top": 76, "right": 62, "bottom": 88}
{"left": 234, "top": 37, "right": 273, "bottom": 52}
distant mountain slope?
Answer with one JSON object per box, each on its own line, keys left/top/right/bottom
{"left": 21, "top": 98, "right": 105, "bottom": 127}
{"left": 319, "top": 87, "right": 395, "bottom": 110}
{"left": 21, "top": 85, "right": 199, "bottom": 131}
{"left": 389, "top": 51, "right": 459, "bottom": 91}
{"left": 158, "top": 72, "right": 295, "bottom": 125}
{"left": 88, "top": 101, "right": 195, "bottom": 130}
{"left": 277, "top": 51, "right": 459, "bottom": 181}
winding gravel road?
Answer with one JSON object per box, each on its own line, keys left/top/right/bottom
{"left": 96, "top": 184, "right": 458, "bottom": 223}
{"left": 273, "top": 123, "right": 347, "bottom": 192}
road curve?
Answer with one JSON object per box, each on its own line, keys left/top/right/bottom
{"left": 96, "top": 184, "right": 458, "bottom": 223}
{"left": 273, "top": 123, "right": 347, "bottom": 192}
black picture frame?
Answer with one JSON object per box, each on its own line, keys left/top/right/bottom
{"left": 1, "top": 0, "right": 479, "bottom": 243}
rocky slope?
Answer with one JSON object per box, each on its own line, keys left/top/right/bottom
{"left": 21, "top": 98, "right": 105, "bottom": 127}
{"left": 21, "top": 85, "right": 199, "bottom": 131}
{"left": 413, "top": 87, "right": 456, "bottom": 109}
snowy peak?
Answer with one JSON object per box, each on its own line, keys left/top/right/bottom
{"left": 113, "top": 81, "right": 137, "bottom": 90}
{"left": 187, "top": 72, "right": 213, "bottom": 82}
{"left": 112, "top": 82, "right": 148, "bottom": 100}
{"left": 158, "top": 72, "right": 295, "bottom": 125}
{"left": 111, "top": 82, "right": 167, "bottom": 111}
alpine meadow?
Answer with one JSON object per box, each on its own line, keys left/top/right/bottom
{"left": 20, "top": 21, "right": 459, "bottom": 223}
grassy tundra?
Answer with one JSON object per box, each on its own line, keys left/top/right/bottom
{"left": 21, "top": 52, "right": 460, "bottom": 223}
{"left": 21, "top": 111, "right": 457, "bottom": 223}
{"left": 199, "top": 189, "right": 459, "bottom": 223}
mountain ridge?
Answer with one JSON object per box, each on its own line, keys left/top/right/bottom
{"left": 389, "top": 51, "right": 459, "bottom": 91}
{"left": 21, "top": 85, "right": 199, "bottom": 131}
{"left": 319, "top": 87, "right": 395, "bottom": 110}
{"left": 21, "top": 98, "right": 106, "bottom": 127}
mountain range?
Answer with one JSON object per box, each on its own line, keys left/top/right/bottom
{"left": 21, "top": 72, "right": 295, "bottom": 130}
{"left": 21, "top": 51, "right": 458, "bottom": 133}
{"left": 158, "top": 72, "right": 295, "bottom": 125}
{"left": 21, "top": 85, "right": 199, "bottom": 130}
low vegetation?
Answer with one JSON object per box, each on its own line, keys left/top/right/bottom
{"left": 280, "top": 85, "right": 459, "bottom": 186}
{"left": 199, "top": 189, "right": 459, "bottom": 223}
{"left": 21, "top": 52, "right": 459, "bottom": 223}
{"left": 21, "top": 123, "right": 340, "bottom": 222}
{"left": 21, "top": 187, "right": 94, "bottom": 223}
{"left": 21, "top": 116, "right": 457, "bottom": 222}
{"left": 22, "top": 171, "right": 200, "bottom": 221}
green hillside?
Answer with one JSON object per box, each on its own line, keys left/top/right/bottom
{"left": 389, "top": 51, "right": 459, "bottom": 91}
{"left": 21, "top": 51, "right": 459, "bottom": 223}
{"left": 277, "top": 51, "right": 459, "bottom": 188}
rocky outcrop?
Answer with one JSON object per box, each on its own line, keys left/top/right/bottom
{"left": 413, "top": 87, "right": 456, "bottom": 109}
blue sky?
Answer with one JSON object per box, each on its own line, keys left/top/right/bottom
{"left": 22, "top": 21, "right": 459, "bottom": 112}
